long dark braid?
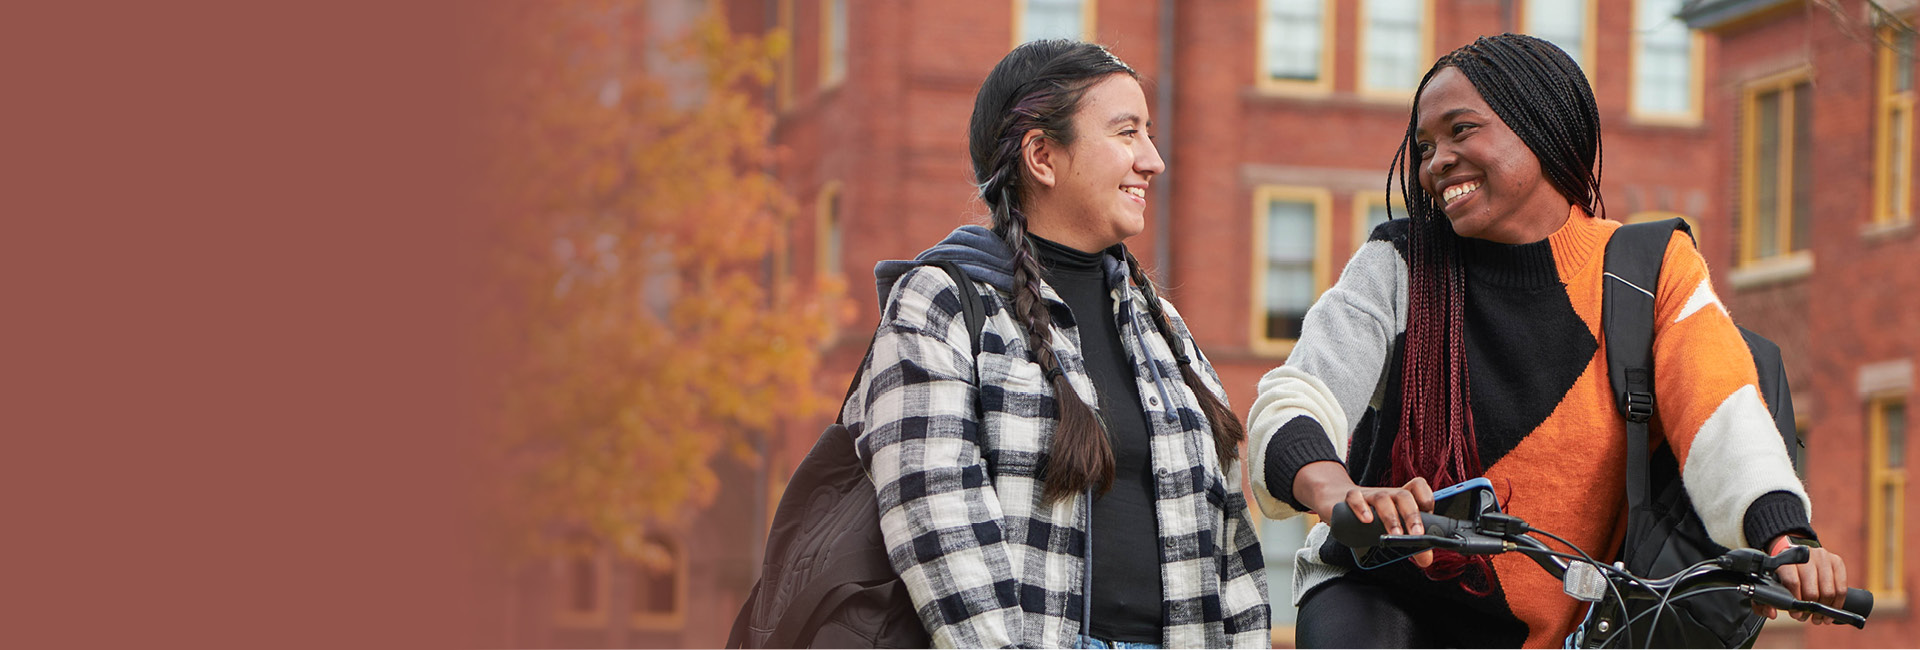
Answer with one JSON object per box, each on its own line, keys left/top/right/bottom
{"left": 1123, "top": 249, "right": 1245, "bottom": 470}
{"left": 971, "top": 40, "right": 1134, "bottom": 502}
{"left": 1385, "top": 33, "right": 1604, "bottom": 591}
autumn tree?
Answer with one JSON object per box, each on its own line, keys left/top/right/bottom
{"left": 474, "top": 1, "right": 841, "bottom": 561}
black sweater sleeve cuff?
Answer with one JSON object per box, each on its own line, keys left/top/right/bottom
{"left": 1743, "top": 490, "right": 1814, "bottom": 549}
{"left": 1263, "top": 417, "right": 1343, "bottom": 512}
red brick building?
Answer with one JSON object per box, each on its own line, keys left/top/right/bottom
{"left": 1681, "top": 0, "right": 1920, "bottom": 646}
{"left": 510, "top": 0, "right": 1915, "bottom": 646}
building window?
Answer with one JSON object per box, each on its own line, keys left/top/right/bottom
{"left": 1868, "top": 396, "right": 1908, "bottom": 600}
{"left": 821, "top": 0, "right": 847, "bottom": 88}
{"left": 1253, "top": 186, "right": 1330, "bottom": 355}
{"left": 553, "top": 545, "right": 611, "bottom": 627}
{"left": 816, "top": 181, "right": 843, "bottom": 281}
{"left": 1876, "top": 23, "right": 1916, "bottom": 225}
{"left": 1259, "top": 0, "right": 1333, "bottom": 92}
{"left": 1631, "top": 0, "right": 1701, "bottom": 122}
{"left": 1522, "top": 0, "right": 1593, "bottom": 75}
{"left": 1740, "top": 72, "right": 1813, "bottom": 266}
{"left": 629, "top": 535, "right": 689, "bottom": 629}
{"left": 1359, "top": 0, "right": 1429, "bottom": 96}
{"left": 1353, "top": 192, "right": 1400, "bottom": 253}
{"left": 1014, "top": 0, "right": 1094, "bottom": 45}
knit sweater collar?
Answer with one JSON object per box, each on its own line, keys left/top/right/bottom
{"left": 1459, "top": 205, "right": 1603, "bottom": 289}
{"left": 1030, "top": 234, "right": 1107, "bottom": 277}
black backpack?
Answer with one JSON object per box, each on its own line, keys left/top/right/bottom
{"left": 727, "top": 261, "right": 985, "bottom": 649}
{"left": 1583, "top": 218, "right": 1800, "bottom": 648}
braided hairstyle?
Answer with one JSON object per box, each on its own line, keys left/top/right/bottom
{"left": 1385, "top": 33, "right": 1603, "bottom": 591}
{"left": 969, "top": 40, "right": 1245, "bottom": 502}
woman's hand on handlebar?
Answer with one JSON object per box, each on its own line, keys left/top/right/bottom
{"left": 1295, "top": 462, "right": 1437, "bottom": 567}
{"left": 1762, "top": 536, "right": 1849, "bottom": 625}
{"left": 1758, "top": 540, "right": 1850, "bottom": 625}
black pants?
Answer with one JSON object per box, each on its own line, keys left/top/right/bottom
{"left": 1296, "top": 573, "right": 1525, "bottom": 648}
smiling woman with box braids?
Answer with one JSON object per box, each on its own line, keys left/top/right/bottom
{"left": 1248, "top": 33, "right": 1842, "bottom": 647}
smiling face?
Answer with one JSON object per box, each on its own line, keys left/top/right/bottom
{"left": 1022, "top": 73, "right": 1165, "bottom": 252}
{"left": 1414, "top": 67, "right": 1572, "bottom": 244}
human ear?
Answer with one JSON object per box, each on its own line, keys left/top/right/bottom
{"left": 1020, "top": 129, "right": 1057, "bottom": 189}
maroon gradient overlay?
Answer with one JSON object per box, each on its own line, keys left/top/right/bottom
{"left": 4, "top": 1, "right": 499, "bottom": 646}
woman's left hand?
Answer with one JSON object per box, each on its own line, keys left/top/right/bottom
{"left": 1759, "top": 535, "right": 1849, "bottom": 625}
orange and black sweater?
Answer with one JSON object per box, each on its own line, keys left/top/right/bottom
{"left": 1246, "top": 210, "right": 1813, "bottom": 647}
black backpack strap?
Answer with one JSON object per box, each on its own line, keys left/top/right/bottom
{"left": 725, "top": 580, "right": 761, "bottom": 648}
{"left": 829, "top": 261, "right": 985, "bottom": 425}
{"left": 927, "top": 260, "right": 986, "bottom": 357}
{"left": 1602, "top": 219, "right": 1691, "bottom": 548}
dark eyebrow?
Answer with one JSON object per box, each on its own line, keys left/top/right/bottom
{"left": 1415, "top": 107, "right": 1486, "bottom": 136}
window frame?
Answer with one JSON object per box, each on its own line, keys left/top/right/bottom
{"left": 1737, "top": 67, "right": 1815, "bottom": 269}
{"left": 1875, "top": 22, "right": 1916, "bottom": 226}
{"left": 1250, "top": 185, "right": 1332, "bottom": 358}
{"left": 1351, "top": 190, "right": 1402, "bottom": 254}
{"left": 815, "top": 180, "right": 844, "bottom": 282}
{"left": 777, "top": 0, "right": 794, "bottom": 111}
{"left": 1011, "top": 0, "right": 1098, "bottom": 48}
{"left": 1518, "top": 0, "right": 1598, "bottom": 86}
{"left": 1867, "top": 394, "right": 1909, "bottom": 601}
{"left": 820, "top": 0, "right": 847, "bottom": 90}
{"left": 627, "top": 535, "right": 691, "bottom": 630}
{"left": 1355, "top": 0, "right": 1434, "bottom": 101}
{"left": 552, "top": 546, "right": 612, "bottom": 628}
{"left": 1627, "top": 0, "right": 1705, "bottom": 125}
{"left": 1256, "top": 0, "right": 1336, "bottom": 96}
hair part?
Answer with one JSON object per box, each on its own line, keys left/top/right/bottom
{"left": 968, "top": 40, "right": 1244, "bottom": 502}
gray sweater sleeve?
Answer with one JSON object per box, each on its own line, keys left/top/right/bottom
{"left": 1246, "top": 235, "right": 1409, "bottom": 518}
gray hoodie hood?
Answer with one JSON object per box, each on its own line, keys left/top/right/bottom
{"left": 872, "top": 225, "right": 1018, "bottom": 308}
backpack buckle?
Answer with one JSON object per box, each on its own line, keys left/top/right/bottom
{"left": 1625, "top": 391, "right": 1654, "bottom": 423}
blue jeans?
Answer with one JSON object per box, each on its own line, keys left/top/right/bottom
{"left": 1076, "top": 635, "right": 1161, "bottom": 649}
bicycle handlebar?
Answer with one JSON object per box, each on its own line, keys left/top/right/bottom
{"left": 1324, "top": 501, "right": 1873, "bottom": 629}
{"left": 1327, "top": 501, "right": 1468, "bottom": 549}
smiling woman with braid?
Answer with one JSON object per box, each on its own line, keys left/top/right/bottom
{"left": 845, "top": 40, "right": 1270, "bottom": 649}
{"left": 1245, "top": 34, "right": 1849, "bottom": 647}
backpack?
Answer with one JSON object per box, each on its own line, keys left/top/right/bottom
{"left": 726, "top": 261, "right": 985, "bottom": 649}
{"left": 1583, "top": 218, "right": 1800, "bottom": 648}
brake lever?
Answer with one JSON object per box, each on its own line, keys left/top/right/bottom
{"left": 1804, "top": 603, "right": 1868, "bottom": 629}
{"left": 1761, "top": 545, "right": 1811, "bottom": 571}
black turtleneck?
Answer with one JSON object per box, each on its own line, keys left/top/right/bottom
{"left": 1029, "top": 235, "right": 1162, "bottom": 643}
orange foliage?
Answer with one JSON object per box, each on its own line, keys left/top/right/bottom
{"left": 474, "top": 1, "right": 839, "bottom": 560}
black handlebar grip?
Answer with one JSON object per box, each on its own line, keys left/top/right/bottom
{"left": 1843, "top": 588, "right": 1873, "bottom": 619}
{"left": 1328, "top": 502, "right": 1465, "bottom": 548}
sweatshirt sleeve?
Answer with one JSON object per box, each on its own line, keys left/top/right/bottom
{"left": 1247, "top": 234, "right": 1409, "bottom": 518}
{"left": 1648, "top": 233, "right": 1812, "bottom": 549}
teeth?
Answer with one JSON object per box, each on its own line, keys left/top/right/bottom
{"left": 1444, "top": 181, "right": 1480, "bottom": 203}
{"left": 1122, "top": 187, "right": 1146, "bottom": 198}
